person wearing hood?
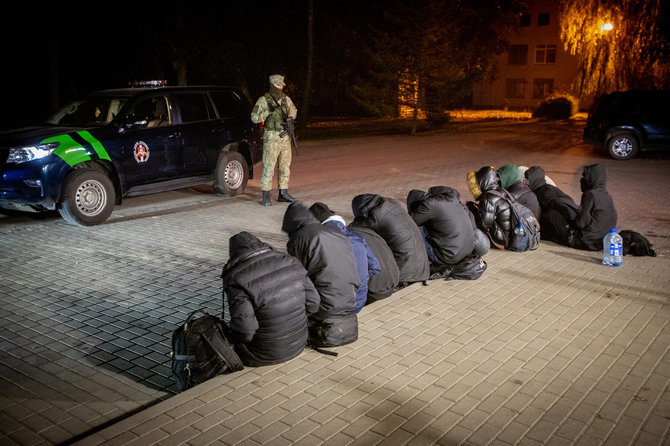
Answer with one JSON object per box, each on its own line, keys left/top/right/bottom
{"left": 350, "top": 194, "right": 430, "bottom": 285}
{"left": 221, "top": 232, "right": 320, "bottom": 366}
{"left": 466, "top": 166, "right": 515, "bottom": 249}
{"left": 524, "top": 165, "right": 578, "bottom": 245}
{"left": 346, "top": 224, "right": 400, "bottom": 304}
{"left": 497, "top": 164, "right": 541, "bottom": 221}
{"left": 309, "top": 202, "right": 380, "bottom": 314}
{"left": 570, "top": 163, "right": 618, "bottom": 251}
{"left": 282, "top": 202, "right": 360, "bottom": 347}
{"left": 406, "top": 186, "right": 481, "bottom": 272}
{"left": 251, "top": 74, "right": 298, "bottom": 206}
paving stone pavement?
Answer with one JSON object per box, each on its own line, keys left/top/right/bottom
{"left": 1, "top": 121, "right": 669, "bottom": 445}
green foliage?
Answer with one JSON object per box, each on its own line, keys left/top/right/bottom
{"left": 559, "top": 0, "right": 670, "bottom": 96}
{"left": 532, "top": 94, "right": 579, "bottom": 120}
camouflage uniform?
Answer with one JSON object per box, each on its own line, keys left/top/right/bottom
{"left": 251, "top": 75, "right": 298, "bottom": 193}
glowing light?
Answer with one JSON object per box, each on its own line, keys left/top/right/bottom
{"left": 601, "top": 22, "right": 613, "bottom": 32}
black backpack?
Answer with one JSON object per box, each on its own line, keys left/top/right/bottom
{"left": 489, "top": 189, "right": 540, "bottom": 252}
{"left": 620, "top": 230, "right": 657, "bottom": 256}
{"left": 445, "top": 253, "right": 487, "bottom": 280}
{"left": 171, "top": 309, "right": 244, "bottom": 392}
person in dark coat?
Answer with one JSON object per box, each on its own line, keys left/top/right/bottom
{"left": 282, "top": 202, "right": 360, "bottom": 347}
{"left": 350, "top": 194, "right": 430, "bottom": 285}
{"left": 497, "top": 164, "right": 541, "bottom": 221}
{"left": 309, "top": 202, "right": 380, "bottom": 314}
{"left": 346, "top": 225, "right": 399, "bottom": 303}
{"left": 221, "top": 231, "right": 320, "bottom": 367}
{"left": 466, "top": 166, "right": 514, "bottom": 250}
{"left": 406, "top": 186, "right": 477, "bottom": 270}
{"left": 525, "top": 165, "right": 578, "bottom": 245}
{"left": 570, "top": 163, "right": 618, "bottom": 251}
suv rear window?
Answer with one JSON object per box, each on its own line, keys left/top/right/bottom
{"left": 210, "top": 91, "right": 241, "bottom": 119}
{"left": 174, "top": 93, "right": 215, "bottom": 122}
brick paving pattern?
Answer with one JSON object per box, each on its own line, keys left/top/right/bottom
{"left": 1, "top": 121, "right": 668, "bottom": 445}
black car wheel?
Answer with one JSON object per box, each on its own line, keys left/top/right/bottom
{"left": 58, "top": 168, "right": 116, "bottom": 226}
{"left": 215, "top": 151, "right": 248, "bottom": 196}
{"left": 606, "top": 132, "right": 639, "bottom": 160}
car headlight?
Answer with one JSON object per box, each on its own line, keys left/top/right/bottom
{"left": 6, "top": 143, "right": 59, "bottom": 164}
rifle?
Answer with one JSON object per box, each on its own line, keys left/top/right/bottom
{"left": 268, "top": 93, "right": 299, "bottom": 156}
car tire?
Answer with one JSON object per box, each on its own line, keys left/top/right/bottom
{"left": 606, "top": 132, "right": 639, "bottom": 160}
{"left": 215, "top": 151, "right": 248, "bottom": 196}
{"left": 58, "top": 168, "right": 116, "bottom": 226}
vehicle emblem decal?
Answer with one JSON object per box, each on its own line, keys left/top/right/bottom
{"left": 134, "top": 141, "right": 150, "bottom": 163}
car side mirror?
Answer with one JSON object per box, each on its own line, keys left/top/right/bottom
{"left": 123, "top": 113, "right": 148, "bottom": 129}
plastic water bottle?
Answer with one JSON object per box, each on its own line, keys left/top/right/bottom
{"left": 514, "top": 222, "right": 525, "bottom": 236}
{"left": 603, "top": 228, "right": 623, "bottom": 266}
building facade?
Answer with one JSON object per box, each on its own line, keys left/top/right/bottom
{"left": 472, "top": 0, "right": 587, "bottom": 110}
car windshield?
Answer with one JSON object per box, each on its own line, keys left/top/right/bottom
{"left": 46, "top": 97, "right": 128, "bottom": 127}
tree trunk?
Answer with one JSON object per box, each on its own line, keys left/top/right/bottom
{"left": 300, "top": 0, "right": 314, "bottom": 130}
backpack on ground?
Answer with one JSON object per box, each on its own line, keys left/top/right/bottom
{"left": 489, "top": 189, "right": 540, "bottom": 252}
{"left": 620, "top": 230, "right": 656, "bottom": 257}
{"left": 171, "top": 309, "right": 243, "bottom": 392}
{"left": 445, "top": 253, "right": 487, "bottom": 280}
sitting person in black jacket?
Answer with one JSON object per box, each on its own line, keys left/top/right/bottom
{"left": 221, "top": 231, "right": 320, "bottom": 366}
{"left": 570, "top": 163, "right": 618, "bottom": 251}
{"left": 497, "top": 164, "right": 541, "bottom": 221}
{"left": 282, "top": 202, "right": 360, "bottom": 348}
{"left": 525, "top": 165, "right": 578, "bottom": 245}
{"left": 406, "top": 186, "right": 484, "bottom": 273}
{"left": 466, "top": 166, "right": 514, "bottom": 250}
{"left": 350, "top": 193, "right": 430, "bottom": 285}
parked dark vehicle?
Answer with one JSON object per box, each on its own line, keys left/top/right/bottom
{"left": 0, "top": 82, "right": 262, "bottom": 225}
{"left": 583, "top": 90, "right": 670, "bottom": 160}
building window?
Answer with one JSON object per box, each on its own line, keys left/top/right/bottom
{"left": 508, "top": 45, "right": 528, "bottom": 65}
{"left": 520, "top": 14, "right": 530, "bottom": 27}
{"left": 506, "top": 79, "right": 526, "bottom": 99}
{"left": 533, "top": 78, "right": 554, "bottom": 99}
{"left": 538, "top": 13, "right": 549, "bottom": 26}
{"left": 535, "top": 44, "right": 556, "bottom": 64}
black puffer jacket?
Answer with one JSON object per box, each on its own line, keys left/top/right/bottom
{"left": 347, "top": 225, "right": 399, "bottom": 303}
{"left": 351, "top": 194, "right": 430, "bottom": 283}
{"left": 282, "top": 202, "right": 359, "bottom": 347}
{"left": 573, "top": 163, "right": 618, "bottom": 251}
{"left": 221, "top": 232, "right": 320, "bottom": 366}
{"left": 407, "top": 186, "right": 475, "bottom": 266}
{"left": 525, "top": 166, "right": 578, "bottom": 222}
{"left": 468, "top": 166, "right": 513, "bottom": 249}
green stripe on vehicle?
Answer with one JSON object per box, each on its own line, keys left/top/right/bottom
{"left": 42, "top": 133, "right": 92, "bottom": 167}
{"left": 78, "top": 130, "right": 111, "bottom": 161}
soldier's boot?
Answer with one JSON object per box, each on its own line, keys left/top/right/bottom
{"left": 278, "top": 189, "right": 297, "bottom": 203}
{"left": 261, "top": 190, "right": 271, "bottom": 206}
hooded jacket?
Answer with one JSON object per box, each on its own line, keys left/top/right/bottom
{"left": 347, "top": 225, "right": 399, "bottom": 303}
{"left": 467, "top": 166, "right": 513, "bottom": 249}
{"left": 497, "top": 164, "right": 542, "bottom": 221}
{"left": 282, "top": 202, "right": 360, "bottom": 347}
{"left": 221, "top": 232, "right": 320, "bottom": 366}
{"left": 407, "top": 186, "right": 475, "bottom": 266}
{"left": 350, "top": 194, "right": 430, "bottom": 283}
{"left": 572, "top": 163, "right": 618, "bottom": 251}
{"left": 524, "top": 166, "right": 578, "bottom": 222}
{"left": 320, "top": 214, "right": 381, "bottom": 314}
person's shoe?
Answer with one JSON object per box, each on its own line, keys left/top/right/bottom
{"left": 278, "top": 189, "right": 297, "bottom": 203}
{"left": 261, "top": 190, "right": 271, "bottom": 206}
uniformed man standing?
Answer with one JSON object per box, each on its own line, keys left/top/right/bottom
{"left": 251, "top": 74, "right": 298, "bottom": 206}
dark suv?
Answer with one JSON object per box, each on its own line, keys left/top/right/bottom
{"left": 583, "top": 90, "right": 670, "bottom": 160}
{"left": 0, "top": 83, "right": 262, "bottom": 225}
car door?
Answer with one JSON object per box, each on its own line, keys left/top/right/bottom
{"left": 172, "top": 92, "right": 220, "bottom": 175}
{"left": 640, "top": 92, "right": 670, "bottom": 146}
{"left": 119, "top": 95, "right": 183, "bottom": 187}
